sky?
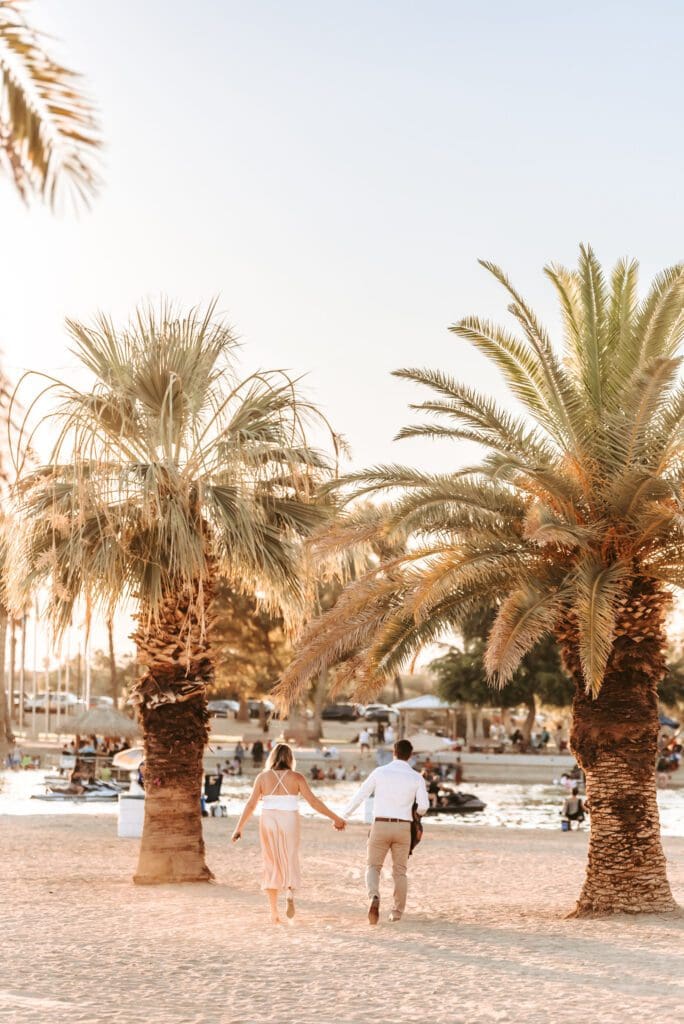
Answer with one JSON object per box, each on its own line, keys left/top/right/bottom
{"left": 3, "top": 0, "right": 684, "bottom": 663}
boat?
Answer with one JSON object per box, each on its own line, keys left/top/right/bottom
{"left": 425, "top": 787, "right": 486, "bottom": 815}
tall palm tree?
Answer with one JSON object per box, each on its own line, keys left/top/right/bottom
{"left": 0, "top": 0, "right": 100, "bottom": 207}
{"left": 9, "top": 300, "right": 334, "bottom": 882}
{"left": 277, "top": 247, "right": 684, "bottom": 916}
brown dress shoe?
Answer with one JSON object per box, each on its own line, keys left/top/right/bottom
{"left": 368, "top": 896, "right": 380, "bottom": 925}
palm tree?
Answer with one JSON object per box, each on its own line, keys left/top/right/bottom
{"left": 9, "top": 300, "right": 334, "bottom": 882}
{"left": 0, "top": 0, "right": 100, "bottom": 207}
{"left": 277, "top": 247, "right": 684, "bottom": 916}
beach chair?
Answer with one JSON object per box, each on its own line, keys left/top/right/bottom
{"left": 59, "top": 754, "right": 77, "bottom": 775}
{"left": 203, "top": 773, "right": 227, "bottom": 817}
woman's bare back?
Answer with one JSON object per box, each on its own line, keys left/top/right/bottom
{"left": 260, "top": 768, "right": 302, "bottom": 797}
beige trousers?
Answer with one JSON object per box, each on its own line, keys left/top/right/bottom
{"left": 366, "top": 820, "right": 411, "bottom": 912}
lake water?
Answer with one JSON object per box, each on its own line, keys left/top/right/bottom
{"left": 3, "top": 769, "right": 684, "bottom": 836}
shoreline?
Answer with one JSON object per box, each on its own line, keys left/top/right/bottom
{"left": 2, "top": 813, "right": 684, "bottom": 1023}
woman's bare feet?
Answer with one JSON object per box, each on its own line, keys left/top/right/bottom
{"left": 266, "top": 889, "right": 281, "bottom": 925}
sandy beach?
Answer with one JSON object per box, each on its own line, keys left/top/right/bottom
{"left": 1, "top": 813, "right": 683, "bottom": 1024}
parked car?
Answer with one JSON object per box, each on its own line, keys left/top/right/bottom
{"left": 247, "top": 699, "right": 276, "bottom": 719}
{"left": 322, "top": 703, "right": 359, "bottom": 722}
{"left": 363, "top": 703, "right": 399, "bottom": 723}
{"left": 23, "top": 692, "right": 85, "bottom": 713}
{"left": 88, "top": 695, "right": 114, "bottom": 709}
{"left": 207, "top": 699, "right": 240, "bottom": 718}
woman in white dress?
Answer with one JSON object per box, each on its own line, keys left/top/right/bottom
{"left": 232, "top": 742, "right": 345, "bottom": 923}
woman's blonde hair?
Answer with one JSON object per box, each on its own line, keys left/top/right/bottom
{"left": 266, "top": 742, "right": 296, "bottom": 772}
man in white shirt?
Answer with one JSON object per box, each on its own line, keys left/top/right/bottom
{"left": 343, "top": 738, "right": 429, "bottom": 924}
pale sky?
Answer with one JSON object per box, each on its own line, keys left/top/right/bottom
{"left": 4, "top": 1, "right": 684, "bottom": 474}
{"left": 4, "top": 0, "right": 684, "bottom": 662}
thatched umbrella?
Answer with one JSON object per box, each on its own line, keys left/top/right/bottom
{"left": 58, "top": 706, "right": 140, "bottom": 739}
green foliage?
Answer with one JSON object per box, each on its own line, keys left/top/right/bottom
{"left": 211, "top": 581, "right": 292, "bottom": 699}
{"left": 659, "top": 654, "right": 684, "bottom": 708}
{"left": 431, "top": 614, "right": 572, "bottom": 709}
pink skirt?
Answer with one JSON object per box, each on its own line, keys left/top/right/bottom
{"left": 259, "top": 809, "right": 302, "bottom": 892}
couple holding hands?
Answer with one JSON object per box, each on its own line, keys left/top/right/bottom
{"left": 232, "top": 739, "right": 429, "bottom": 925}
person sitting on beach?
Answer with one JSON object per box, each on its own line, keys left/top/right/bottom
{"left": 562, "top": 787, "right": 585, "bottom": 829}
{"left": 65, "top": 766, "right": 86, "bottom": 795}
{"left": 334, "top": 764, "right": 347, "bottom": 781}
{"left": 349, "top": 764, "right": 362, "bottom": 781}
{"left": 425, "top": 772, "right": 440, "bottom": 809}
{"left": 310, "top": 764, "right": 323, "bottom": 781}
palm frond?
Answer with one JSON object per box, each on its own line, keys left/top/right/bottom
{"left": 576, "top": 243, "right": 608, "bottom": 412}
{"left": 8, "top": 300, "right": 336, "bottom": 638}
{"left": 574, "top": 557, "right": 629, "bottom": 697}
{"left": 484, "top": 585, "right": 564, "bottom": 686}
{"left": 522, "top": 502, "right": 595, "bottom": 549}
{"left": 634, "top": 265, "right": 684, "bottom": 367}
{"left": 0, "top": 0, "right": 101, "bottom": 208}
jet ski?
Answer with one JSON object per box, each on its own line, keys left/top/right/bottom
{"left": 425, "top": 786, "right": 486, "bottom": 815}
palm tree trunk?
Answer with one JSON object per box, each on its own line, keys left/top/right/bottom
{"left": 8, "top": 618, "right": 16, "bottom": 727}
{"left": 559, "top": 581, "right": 675, "bottom": 916}
{"left": 464, "top": 702, "right": 474, "bottom": 746}
{"left": 521, "top": 696, "right": 536, "bottom": 746}
{"left": 131, "top": 587, "right": 213, "bottom": 884}
{"left": 309, "top": 668, "right": 328, "bottom": 742}
{"left": 107, "top": 618, "right": 119, "bottom": 705}
{"left": 0, "top": 606, "right": 13, "bottom": 756}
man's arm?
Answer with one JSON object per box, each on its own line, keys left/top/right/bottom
{"left": 415, "top": 773, "right": 429, "bottom": 816}
{"left": 342, "top": 769, "right": 377, "bottom": 817}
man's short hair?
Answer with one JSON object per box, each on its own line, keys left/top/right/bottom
{"left": 394, "top": 739, "right": 413, "bottom": 761}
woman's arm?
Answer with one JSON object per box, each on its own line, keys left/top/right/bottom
{"left": 231, "top": 774, "right": 263, "bottom": 842}
{"left": 296, "top": 774, "right": 346, "bottom": 829}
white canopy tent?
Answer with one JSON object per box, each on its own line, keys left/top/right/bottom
{"left": 392, "top": 694, "right": 457, "bottom": 739}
